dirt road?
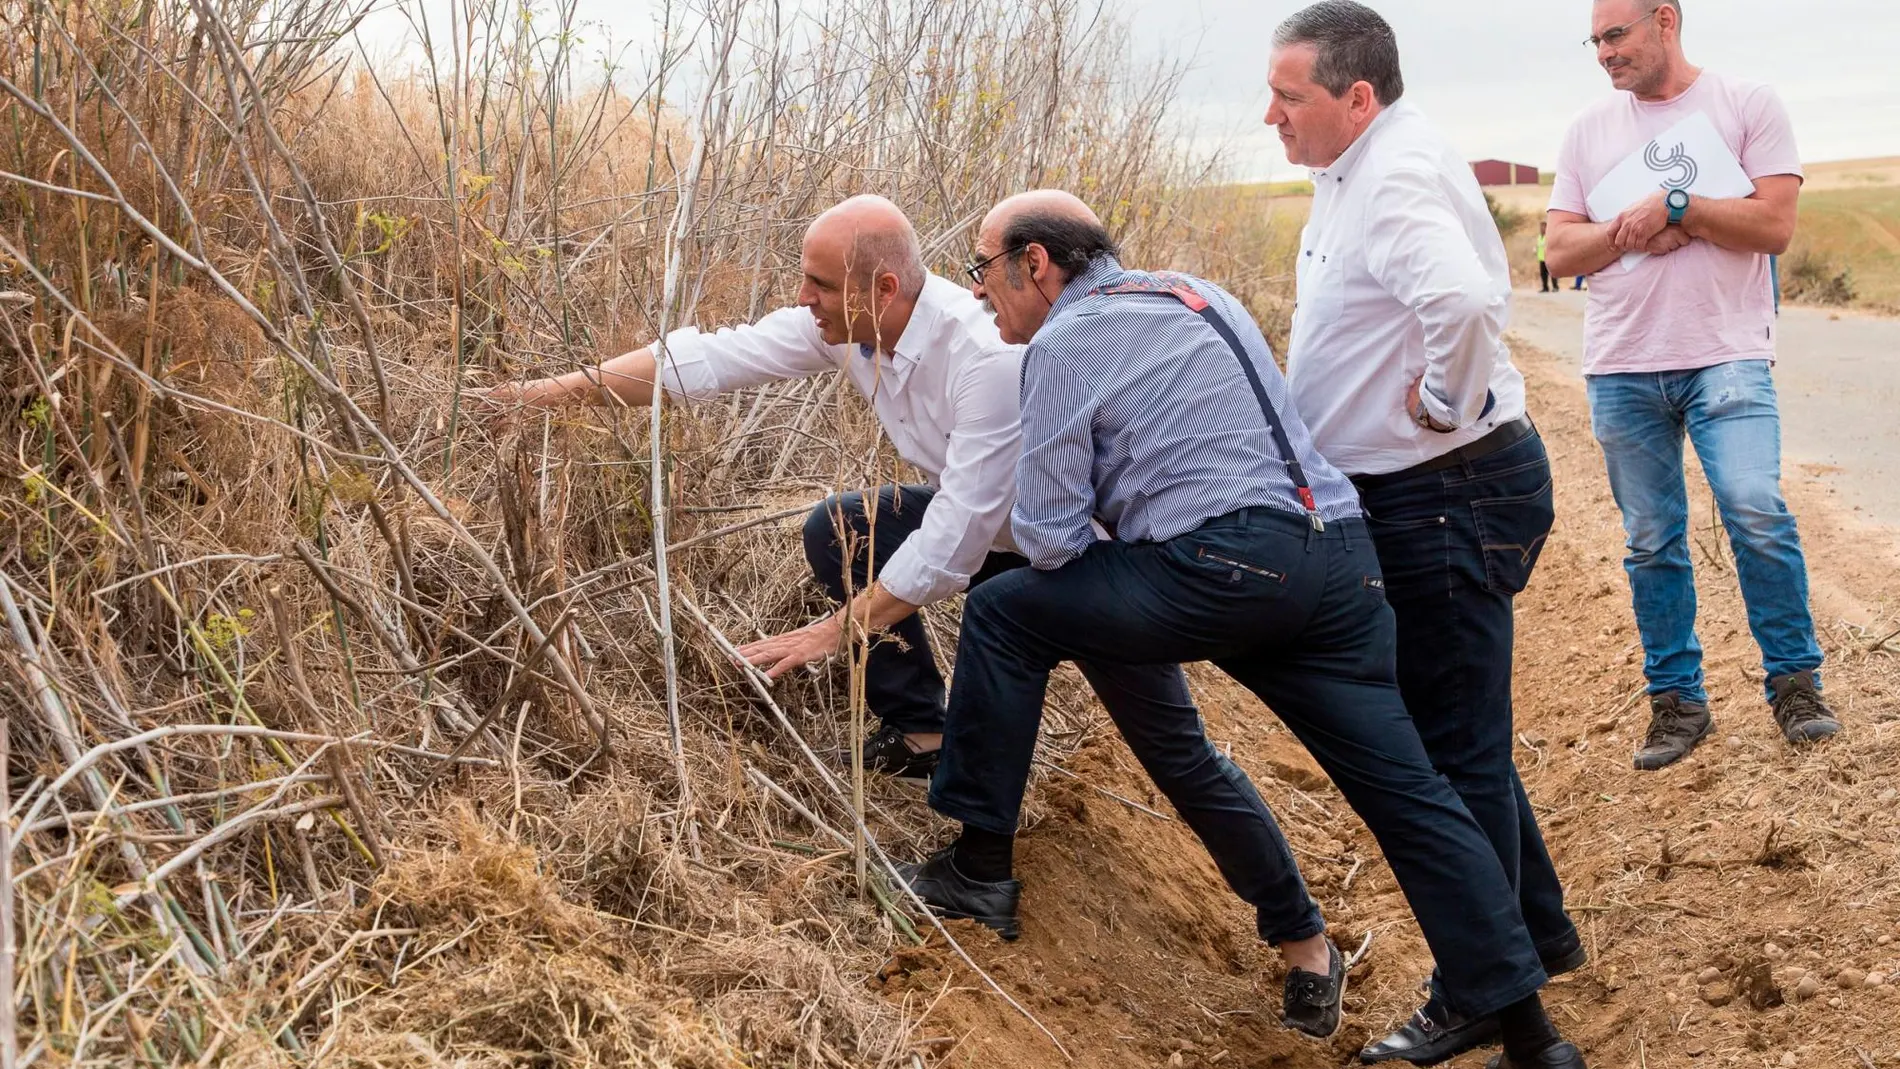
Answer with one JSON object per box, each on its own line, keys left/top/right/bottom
{"left": 905, "top": 338, "right": 1900, "bottom": 1069}
{"left": 1508, "top": 289, "right": 1900, "bottom": 535}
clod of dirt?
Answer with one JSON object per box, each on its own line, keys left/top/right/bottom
{"left": 1701, "top": 984, "right": 1734, "bottom": 1008}
{"left": 1696, "top": 966, "right": 1724, "bottom": 985}
{"left": 1839, "top": 968, "right": 1868, "bottom": 989}
{"left": 1868, "top": 972, "right": 1889, "bottom": 987}
{"left": 1794, "top": 975, "right": 1823, "bottom": 1001}
{"left": 1736, "top": 959, "right": 1787, "bottom": 1010}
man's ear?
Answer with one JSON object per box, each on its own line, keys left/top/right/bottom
{"left": 1025, "top": 244, "right": 1053, "bottom": 284}
{"left": 1351, "top": 80, "right": 1376, "bottom": 121}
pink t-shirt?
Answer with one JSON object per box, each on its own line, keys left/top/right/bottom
{"left": 1549, "top": 71, "right": 1803, "bottom": 376}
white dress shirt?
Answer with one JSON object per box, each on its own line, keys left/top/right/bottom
{"left": 1285, "top": 99, "right": 1528, "bottom": 478}
{"left": 658, "top": 273, "right": 1024, "bottom": 607}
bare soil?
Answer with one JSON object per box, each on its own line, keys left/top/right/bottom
{"left": 882, "top": 342, "right": 1900, "bottom": 1069}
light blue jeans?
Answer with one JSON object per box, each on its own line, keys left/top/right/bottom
{"left": 1587, "top": 360, "right": 1823, "bottom": 705}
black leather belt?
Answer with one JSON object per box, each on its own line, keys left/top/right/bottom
{"left": 1351, "top": 416, "right": 1537, "bottom": 491}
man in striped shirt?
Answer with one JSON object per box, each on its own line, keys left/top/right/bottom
{"left": 899, "top": 191, "right": 1583, "bottom": 1063}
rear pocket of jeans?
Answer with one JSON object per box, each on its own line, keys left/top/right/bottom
{"left": 1471, "top": 479, "right": 1555, "bottom": 595}
{"left": 1171, "top": 541, "right": 1293, "bottom": 590}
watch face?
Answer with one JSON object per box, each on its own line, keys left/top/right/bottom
{"left": 1668, "top": 189, "right": 1691, "bottom": 210}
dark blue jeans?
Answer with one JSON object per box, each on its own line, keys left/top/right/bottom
{"left": 803, "top": 485, "right": 1025, "bottom": 735}
{"left": 932, "top": 509, "right": 1546, "bottom": 1015}
{"left": 812, "top": 486, "right": 1325, "bottom": 945}
{"left": 1353, "top": 427, "right": 1579, "bottom": 993}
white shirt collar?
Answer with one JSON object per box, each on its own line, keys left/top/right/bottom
{"left": 1310, "top": 99, "right": 1413, "bottom": 186}
{"left": 859, "top": 275, "right": 955, "bottom": 367}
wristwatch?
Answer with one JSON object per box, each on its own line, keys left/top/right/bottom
{"left": 1666, "top": 188, "right": 1691, "bottom": 226}
{"left": 1411, "top": 393, "right": 1455, "bottom": 434}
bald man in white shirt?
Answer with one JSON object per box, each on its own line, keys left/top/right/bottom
{"left": 473, "top": 197, "right": 1216, "bottom": 795}
{"left": 1267, "top": 5, "right": 1585, "bottom": 1069}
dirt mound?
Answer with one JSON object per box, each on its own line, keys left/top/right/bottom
{"left": 898, "top": 344, "right": 1900, "bottom": 1069}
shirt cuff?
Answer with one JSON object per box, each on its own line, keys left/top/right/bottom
{"left": 876, "top": 538, "right": 972, "bottom": 608}
{"left": 654, "top": 327, "right": 723, "bottom": 400}
{"left": 1420, "top": 387, "right": 1464, "bottom": 430}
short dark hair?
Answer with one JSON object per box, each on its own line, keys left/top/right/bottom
{"left": 1273, "top": 1, "right": 1405, "bottom": 106}
{"left": 1001, "top": 212, "right": 1120, "bottom": 284}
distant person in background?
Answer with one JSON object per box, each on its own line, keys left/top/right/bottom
{"left": 1538, "top": 220, "right": 1555, "bottom": 291}
{"left": 1545, "top": 0, "right": 1840, "bottom": 772}
{"left": 1572, "top": 275, "right": 1585, "bottom": 291}
{"left": 1266, "top": 4, "right": 1583, "bottom": 1065}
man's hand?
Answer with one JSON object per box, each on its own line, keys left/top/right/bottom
{"left": 1405, "top": 376, "right": 1455, "bottom": 433}
{"left": 461, "top": 380, "right": 544, "bottom": 429}
{"left": 737, "top": 615, "right": 845, "bottom": 680}
{"left": 1644, "top": 226, "right": 1693, "bottom": 257}
{"left": 1609, "top": 192, "right": 1671, "bottom": 252}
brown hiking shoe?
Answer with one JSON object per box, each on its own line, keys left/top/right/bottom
{"left": 1770, "top": 671, "right": 1841, "bottom": 745}
{"left": 1632, "top": 693, "right": 1712, "bottom": 771}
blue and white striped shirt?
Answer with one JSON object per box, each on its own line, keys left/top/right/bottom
{"left": 1013, "top": 258, "right": 1364, "bottom": 570}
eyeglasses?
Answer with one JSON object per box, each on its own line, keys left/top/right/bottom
{"left": 1584, "top": 9, "right": 1655, "bottom": 48}
{"left": 964, "top": 245, "right": 1026, "bottom": 286}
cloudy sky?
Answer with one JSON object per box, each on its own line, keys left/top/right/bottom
{"left": 356, "top": 0, "right": 1900, "bottom": 183}
{"left": 1125, "top": 0, "right": 1900, "bottom": 181}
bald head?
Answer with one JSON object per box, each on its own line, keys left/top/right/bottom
{"left": 806, "top": 194, "right": 926, "bottom": 300}
{"left": 980, "top": 189, "right": 1118, "bottom": 285}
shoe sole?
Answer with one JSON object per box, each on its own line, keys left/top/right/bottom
{"left": 1285, "top": 966, "right": 1347, "bottom": 1042}
{"left": 1632, "top": 720, "right": 1713, "bottom": 771}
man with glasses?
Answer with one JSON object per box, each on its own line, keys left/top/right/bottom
{"left": 899, "top": 188, "right": 1585, "bottom": 1062}
{"left": 472, "top": 195, "right": 1023, "bottom": 778}
{"left": 1262, "top": 5, "right": 1583, "bottom": 1065}
{"left": 1545, "top": 0, "right": 1841, "bottom": 772}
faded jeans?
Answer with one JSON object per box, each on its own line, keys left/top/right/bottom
{"left": 1586, "top": 360, "right": 1823, "bottom": 704}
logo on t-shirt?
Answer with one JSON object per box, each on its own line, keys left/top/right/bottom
{"left": 1643, "top": 140, "right": 1699, "bottom": 189}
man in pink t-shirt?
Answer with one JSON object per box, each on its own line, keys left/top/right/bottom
{"left": 1547, "top": 0, "right": 1841, "bottom": 774}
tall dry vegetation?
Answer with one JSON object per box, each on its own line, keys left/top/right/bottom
{"left": 0, "top": 0, "right": 1300, "bottom": 1064}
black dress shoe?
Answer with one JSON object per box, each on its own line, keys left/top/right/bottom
{"left": 860, "top": 723, "right": 939, "bottom": 779}
{"left": 1484, "top": 1041, "right": 1587, "bottom": 1068}
{"left": 892, "top": 847, "right": 1021, "bottom": 939}
{"left": 1363, "top": 941, "right": 1584, "bottom": 1066}
{"left": 1283, "top": 938, "right": 1345, "bottom": 1040}
{"left": 1360, "top": 999, "right": 1499, "bottom": 1065}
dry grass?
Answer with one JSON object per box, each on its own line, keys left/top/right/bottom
{"left": 0, "top": 0, "right": 1294, "bottom": 1064}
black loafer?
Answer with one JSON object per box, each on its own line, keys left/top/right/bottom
{"left": 892, "top": 847, "right": 1021, "bottom": 939}
{"left": 1485, "top": 1041, "right": 1587, "bottom": 1069}
{"left": 860, "top": 723, "right": 939, "bottom": 779}
{"left": 1363, "top": 940, "right": 1585, "bottom": 1065}
{"left": 1283, "top": 938, "right": 1345, "bottom": 1040}
{"left": 1361, "top": 999, "right": 1499, "bottom": 1065}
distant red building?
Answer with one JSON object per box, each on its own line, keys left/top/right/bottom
{"left": 1471, "top": 159, "right": 1540, "bottom": 186}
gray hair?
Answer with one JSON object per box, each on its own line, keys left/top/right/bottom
{"left": 1273, "top": 1, "right": 1405, "bottom": 106}
{"left": 853, "top": 226, "right": 926, "bottom": 300}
